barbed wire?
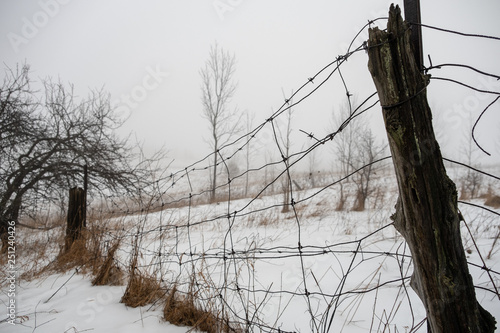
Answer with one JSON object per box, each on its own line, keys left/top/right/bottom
{"left": 17, "top": 16, "right": 500, "bottom": 332}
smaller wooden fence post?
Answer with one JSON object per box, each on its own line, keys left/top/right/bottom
{"left": 65, "top": 186, "right": 85, "bottom": 251}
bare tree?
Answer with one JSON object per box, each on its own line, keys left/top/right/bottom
{"left": 200, "top": 42, "right": 240, "bottom": 201}
{"left": 331, "top": 100, "right": 386, "bottom": 211}
{"left": 0, "top": 64, "right": 166, "bottom": 252}
{"left": 331, "top": 101, "right": 356, "bottom": 211}
{"left": 351, "top": 128, "right": 386, "bottom": 211}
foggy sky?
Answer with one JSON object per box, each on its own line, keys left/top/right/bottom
{"left": 1, "top": 0, "right": 499, "bottom": 170}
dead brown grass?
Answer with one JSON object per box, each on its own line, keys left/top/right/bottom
{"left": 38, "top": 222, "right": 125, "bottom": 288}
{"left": 92, "top": 240, "right": 123, "bottom": 286}
{"left": 164, "top": 285, "right": 215, "bottom": 332}
{"left": 54, "top": 237, "right": 91, "bottom": 272}
{"left": 121, "top": 271, "right": 163, "bottom": 307}
{"left": 53, "top": 223, "right": 104, "bottom": 271}
{"left": 163, "top": 284, "right": 237, "bottom": 333}
{"left": 257, "top": 211, "right": 278, "bottom": 227}
{"left": 485, "top": 194, "right": 500, "bottom": 209}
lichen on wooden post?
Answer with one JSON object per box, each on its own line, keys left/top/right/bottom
{"left": 367, "top": 4, "right": 495, "bottom": 332}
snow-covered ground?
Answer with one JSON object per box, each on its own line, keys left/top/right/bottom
{"left": 1, "top": 167, "right": 499, "bottom": 332}
{"left": 1, "top": 272, "right": 189, "bottom": 333}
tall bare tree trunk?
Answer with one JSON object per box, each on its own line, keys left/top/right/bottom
{"left": 367, "top": 5, "right": 495, "bottom": 332}
{"left": 200, "top": 43, "right": 239, "bottom": 203}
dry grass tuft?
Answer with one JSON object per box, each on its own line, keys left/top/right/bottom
{"left": 163, "top": 284, "right": 235, "bottom": 333}
{"left": 42, "top": 222, "right": 124, "bottom": 286}
{"left": 53, "top": 223, "right": 105, "bottom": 272}
{"left": 485, "top": 194, "right": 500, "bottom": 209}
{"left": 92, "top": 240, "right": 123, "bottom": 286}
{"left": 121, "top": 271, "right": 163, "bottom": 307}
{"left": 54, "top": 237, "right": 91, "bottom": 272}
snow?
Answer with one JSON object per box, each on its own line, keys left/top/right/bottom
{"left": 1, "top": 272, "right": 189, "bottom": 333}
{"left": 1, "top": 167, "right": 499, "bottom": 332}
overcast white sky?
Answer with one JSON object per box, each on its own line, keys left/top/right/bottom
{"left": 1, "top": 0, "right": 500, "bottom": 170}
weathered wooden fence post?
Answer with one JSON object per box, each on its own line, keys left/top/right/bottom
{"left": 65, "top": 186, "right": 86, "bottom": 251}
{"left": 367, "top": 5, "right": 495, "bottom": 332}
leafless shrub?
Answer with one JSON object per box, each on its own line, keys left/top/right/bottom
{"left": 459, "top": 170, "right": 483, "bottom": 200}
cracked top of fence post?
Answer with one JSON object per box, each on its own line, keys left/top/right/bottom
{"left": 367, "top": 4, "right": 424, "bottom": 109}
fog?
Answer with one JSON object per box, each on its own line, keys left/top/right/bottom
{"left": 1, "top": 0, "right": 499, "bottom": 170}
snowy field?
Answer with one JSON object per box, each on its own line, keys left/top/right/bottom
{"left": 1, "top": 166, "right": 499, "bottom": 332}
